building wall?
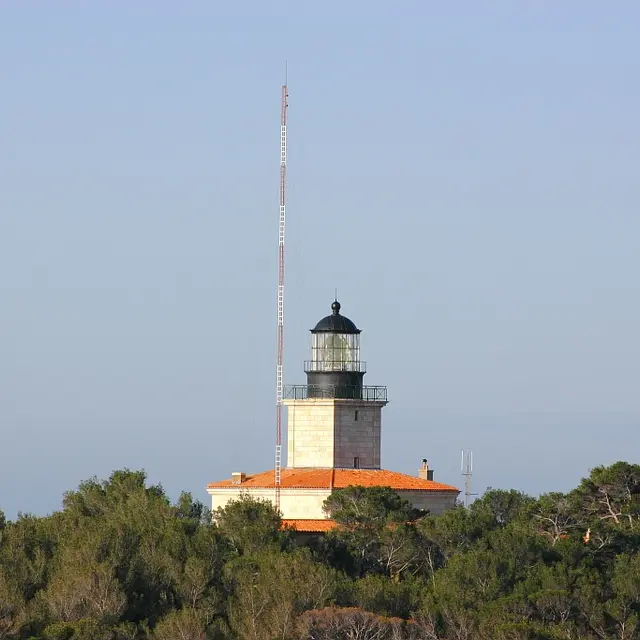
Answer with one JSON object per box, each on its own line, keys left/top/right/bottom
{"left": 208, "top": 486, "right": 458, "bottom": 520}
{"left": 285, "top": 399, "right": 385, "bottom": 469}
{"left": 285, "top": 399, "right": 335, "bottom": 467}
{"left": 209, "top": 487, "right": 331, "bottom": 519}
{"left": 397, "top": 490, "right": 459, "bottom": 515}
{"left": 334, "top": 402, "right": 382, "bottom": 469}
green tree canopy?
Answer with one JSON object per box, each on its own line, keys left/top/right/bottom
{"left": 213, "top": 494, "right": 290, "bottom": 556}
{"left": 0, "top": 462, "right": 638, "bottom": 639}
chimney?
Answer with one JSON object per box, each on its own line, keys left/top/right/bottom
{"left": 418, "top": 459, "right": 435, "bottom": 481}
{"left": 231, "top": 472, "right": 246, "bottom": 485}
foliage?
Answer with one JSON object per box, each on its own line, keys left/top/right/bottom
{"left": 0, "top": 463, "right": 639, "bottom": 639}
{"left": 295, "top": 607, "right": 418, "bottom": 640}
{"left": 225, "top": 548, "right": 336, "bottom": 640}
{"left": 322, "top": 486, "right": 426, "bottom": 579}
{"left": 213, "top": 493, "right": 290, "bottom": 556}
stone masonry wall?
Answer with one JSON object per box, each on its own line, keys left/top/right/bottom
{"left": 284, "top": 399, "right": 385, "bottom": 469}
{"left": 208, "top": 487, "right": 458, "bottom": 520}
{"left": 209, "top": 487, "right": 330, "bottom": 520}
{"left": 285, "top": 400, "right": 335, "bottom": 468}
{"left": 333, "top": 402, "right": 382, "bottom": 469}
{"left": 397, "top": 490, "right": 459, "bottom": 515}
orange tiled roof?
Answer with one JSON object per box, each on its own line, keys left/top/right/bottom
{"left": 282, "top": 519, "right": 338, "bottom": 532}
{"left": 207, "top": 468, "right": 459, "bottom": 492}
{"left": 281, "top": 518, "right": 441, "bottom": 534}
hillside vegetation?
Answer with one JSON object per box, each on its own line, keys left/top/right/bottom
{"left": 1, "top": 462, "right": 639, "bottom": 639}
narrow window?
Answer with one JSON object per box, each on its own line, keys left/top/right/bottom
{"left": 354, "top": 457, "right": 360, "bottom": 469}
{"left": 355, "top": 410, "right": 359, "bottom": 421}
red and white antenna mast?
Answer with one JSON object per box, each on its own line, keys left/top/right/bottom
{"left": 275, "top": 79, "right": 288, "bottom": 511}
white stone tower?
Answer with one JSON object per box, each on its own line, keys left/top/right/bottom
{"left": 283, "top": 301, "right": 388, "bottom": 470}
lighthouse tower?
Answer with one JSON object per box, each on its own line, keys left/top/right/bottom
{"left": 285, "top": 300, "right": 387, "bottom": 470}
{"left": 207, "top": 300, "right": 459, "bottom": 531}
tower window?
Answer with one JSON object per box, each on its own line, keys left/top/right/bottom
{"left": 355, "top": 410, "right": 359, "bottom": 421}
{"left": 354, "top": 457, "right": 360, "bottom": 469}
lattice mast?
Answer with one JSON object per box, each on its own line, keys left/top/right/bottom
{"left": 275, "top": 82, "right": 288, "bottom": 511}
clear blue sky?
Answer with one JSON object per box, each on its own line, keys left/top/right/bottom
{"left": 1, "top": 2, "right": 639, "bottom": 519}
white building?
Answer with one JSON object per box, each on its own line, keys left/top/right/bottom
{"left": 207, "top": 301, "right": 459, "bottom": 532}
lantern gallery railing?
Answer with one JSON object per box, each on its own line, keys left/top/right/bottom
{"left": 283, "top": 385, "right": 388, "bottom": 402}
{"left": 303, "top": 360, "right": 367, "bottom": 373}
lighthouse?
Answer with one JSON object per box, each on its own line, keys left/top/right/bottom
{"left": 285, "top": 300, "right": 387, "bottom": 470}
{"left": 207, "top": 301, "right": 459, "bottom": 532}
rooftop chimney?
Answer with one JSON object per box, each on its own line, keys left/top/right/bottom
{"left": 231, "top": 472, "right": 247, "bottom": 485}
{"left": 418, "top": 459, "right": 435, "bottom": 481}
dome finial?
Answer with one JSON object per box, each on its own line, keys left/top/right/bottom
{"left": 311, "top": 300, "right": 359, "bottom": 333}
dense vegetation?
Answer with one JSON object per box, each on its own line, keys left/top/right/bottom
{"left": 1, "top": 462, "right": 639, "bottom": 639}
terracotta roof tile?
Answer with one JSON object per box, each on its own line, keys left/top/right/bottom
{"left": 207, "top": 468, "right": 459, "bottom": 492}
{"left": 282, "top": 519, "right": 337, "bottom": 532}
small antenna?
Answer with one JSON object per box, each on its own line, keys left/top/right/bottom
{"left": 461, "top": 449, "right": 477, "bottom": 508}
{"left": 334, "top": 287, "right": 338, "bottom": 301}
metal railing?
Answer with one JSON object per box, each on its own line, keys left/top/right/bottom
{"left": 284, "top": 385, "right": 387, "bottom": 401}
{"left": 303, "top": 360, "right": 367, "bottom": 373}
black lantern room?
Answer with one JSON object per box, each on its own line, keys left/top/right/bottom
{"left": 304, "top": 301, "right": 366, "bottom": 398}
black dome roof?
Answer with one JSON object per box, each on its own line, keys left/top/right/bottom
{"left": 311, "top": 301, "right": 361, "bottom": 334}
